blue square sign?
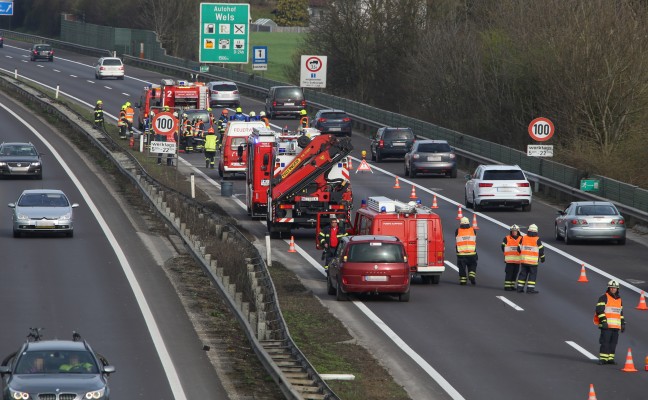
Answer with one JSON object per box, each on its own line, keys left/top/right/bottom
{"left": 253, "top": 46, "right": 268, "bottom": 64}
{"left": 0, "top": 2, "right": 13, "bottom": 15}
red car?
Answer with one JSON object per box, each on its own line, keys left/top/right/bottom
{"left": 327, "top": 235, "right": 411, "bottom": 302}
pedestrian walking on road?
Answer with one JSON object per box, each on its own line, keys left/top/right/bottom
{"left": 501, "top": 224, "right": 523, "bottom": 291}
{"left": 595, "top": 280, "right": 625, "bottom": 365}
{"left": 516, "top": 224, "right": 545, "bottom": 293}
{"left": 455, "top": 216, "right": 478, "bottom": 285}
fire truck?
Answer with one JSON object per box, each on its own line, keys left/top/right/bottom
{"left": 264, "top": 131, "right": 353, "bottom": 238}
{"left": 136, "top": 79, "right": 209, "bottom": 129}
{"left": 245, "top": 127, "right": 277, "bottom": 217}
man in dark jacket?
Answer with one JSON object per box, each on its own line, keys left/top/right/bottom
{"left": 595, "top": 280, "right": 625, "bottom": 365}
{"left": 319, "top": 218, "right": 348, "bottom": 270}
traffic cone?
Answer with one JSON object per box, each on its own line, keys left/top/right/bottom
{"left": 348, "top": 157, "right": 352, "bottom": 169}
{"left": 455, "top": 206, "right": 463, "bottom": 220}
{"left": 621, "top": 348, "right": 638, "bottom": 372}
{"left": 587, "top": 384, "right": 597, "bottom": 400}
{"left": 577, "top": 264, "right": 589, "bottom": 283}
{"left": 129, "top": 136, "right": 134, "bottom": 148}
{"left": 393, "top": 177, "right": 401, "bottom": 189}
{"left": 409, "top": 185, "right": 417, "bottom": 199}
{"left": 636, "top": 291, "right": 648, "bottom": 310}
{"left": 472, "top": 214, "right": 479, "bottom": 230}
{"left": 644, "top": 355, "right": 648, "bottom": 371}
{"left": 288, "top": 236, "right": 297, "bottom": 253}
{"left": 431, "top": 195, "right": 439, "bottom": 209}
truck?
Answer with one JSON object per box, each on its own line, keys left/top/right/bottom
{"left": 265, "top": 132, "right": 353, "bottom": 238}
{"left": 351, "top": 196, "right": 446, "bottom": 284}
{"left": 245, "top": 127, "right": 278, "bottom": 217}
{"left": 136, "top": 79, "right": 209, "bottom": 129}
{"left": 218, "top": 120, "right": 267, "bottom": 179}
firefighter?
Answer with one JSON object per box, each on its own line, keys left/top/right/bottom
{"left": 204, "top": 127, "right": 218, "bottom": 169}
{"left": 455, "top": 216, "right": 477, "bottom": 285}
{"left": 93, "top": 100, "right": 104, "bottom": 129}
{"left": 259, "top": 111, "right": 270, "bottom": 128}
{"left": 318, "top": 218, "right": 348, "bottom": 270}
{"left": 118, "top": 105, "right": 128, "bottom": 139}
{"left": 516, "top": 224, "right": 545, "bottom": 294}
{"left": 208, "top": 108, "right": 216, "bottom": 128}
{"left": 299, "top": 109, "right": 309, "bottom": 128}
{"left": 193, "top": 117, "right": 206, "bottom": 152}
{"left": 181, "top": 114, "right": 194, "bottom": 152}
{"left": 501, "top": 224, "right": 523, "bottom": 291}
{"left": 595, "top": 280, "right": 625, "bottom": 365}
{"left": 125, "top": 101, "right": 135, "bottom": 136}
{"left": 231, "top": 107, "right": 246, "bottom": 121}
{"left": 217, "top": 109, "right": 228, "bottom": 148}
{"left": 248, "top": 111, "right": 258, "bottom": 121}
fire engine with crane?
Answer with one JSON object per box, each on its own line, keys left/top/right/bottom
{"left": 136, "top": 79, "right": 209, "bottom": 129}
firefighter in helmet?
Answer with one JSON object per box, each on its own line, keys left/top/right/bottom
{"left": 501, "top": 224, "right": 523, "bottom": 291}
{"left": 455, "top": 216, "right": 477, "bottom": 285}
{"left": 595, "top": 280, "right": 625, "bottom": 365}
{"left": 516, "top": 224, "right": 545, "bottom": 293}
{"left": 259, "top": 111, "right": 270, "bottom": 128}
{"left": 299, "top": 109, "right": 309, "bottom": 128}
{"left": 93, "top": 100, "right": 104, "bottom": 129}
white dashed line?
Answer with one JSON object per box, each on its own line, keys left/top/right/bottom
{"left": 121, "top": 93, "right": 130, "bottom": 96}
{"left": 496, "top": 296, "right": 524, "bottom": 311}
{"left": 53, "top": 69, "right": 60, "bottom": 72}
{"left": 70, "top": 74, "right": 77, "bottom": 78}
{"left": 104, "top": 86, "right": 112, "bottom": 90}
{"left": 5, "top": 55, "right": 12, "bottom": 58}
{"left": 86, "top": 80, "right": 95, "bottom": 84}
{"left": 37, "top": 65, "right": 44, "bottom": 68}
{"left": 566, "top": 341, "right": 598, "bottom": 360}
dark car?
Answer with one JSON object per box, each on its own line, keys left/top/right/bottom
{"left": 0, "top": 329, "right": 115, "bottom": 400}
{"left": 555, "top": 201, "right": 626, "bottom": 245}
{"left": 0, "top": 36, "right": 3, "bottom": 48}
{"left": 404, "top": 139, "right": 457, "bottom": 178}
{"left": 30, "top": 43, "right": 54, "bottom": 62}
{"left": 327, "top": 235, "right": 411, "bottom": 302}
{"left": 264, "top": 86, "right": 306, "bottom": 119}
{"left": 311, "top": 109, "right": 352, "bottom": 136}
{"left": 370, "top": 127, "right": 415, "bottom": 161}
{"left": 0, "top": 142, "right": 43, "bottom": 179}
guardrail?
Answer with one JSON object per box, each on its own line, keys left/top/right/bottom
{"left": 0, "top": 30, "right": 112, "bottom": 58}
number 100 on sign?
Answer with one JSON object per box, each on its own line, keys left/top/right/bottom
{"left": 528, "top": 117, "right": 554, "bottom": 141}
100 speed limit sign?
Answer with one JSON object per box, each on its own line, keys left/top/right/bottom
{"left": 528, "top": 117, "right": 554, "bottom": 142}
{"left": 152, "top": 112, "right": 178, "bottom": 136}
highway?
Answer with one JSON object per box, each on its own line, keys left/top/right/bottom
{"left": 1, "top": 40, "right": 647, "bottom": 399}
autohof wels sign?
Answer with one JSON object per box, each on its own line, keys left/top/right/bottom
{"left": 300, "top": 55, "right": 327, "bottom": 88}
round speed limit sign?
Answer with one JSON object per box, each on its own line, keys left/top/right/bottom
{"left": 528, "top": 117, "right": 554, "bottom": 142}
{"left": 152, "top": 112, "right": 178, "bottom": 136}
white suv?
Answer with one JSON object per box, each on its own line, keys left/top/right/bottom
{"left": 464, "top": 164, "right": 532, "bottom": 211}
{"left": 94, "top": 57, "right": 124, "bottom": 80}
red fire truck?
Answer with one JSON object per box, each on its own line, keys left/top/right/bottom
{"left": 136, "top": 79, "right": 209, "bottom": 129}
{"left": 246, "top": 127, "right": 277, "bottom": 217}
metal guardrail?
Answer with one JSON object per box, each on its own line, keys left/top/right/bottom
{"left": 0, "top": 30, "right": 112, "bottom": 58}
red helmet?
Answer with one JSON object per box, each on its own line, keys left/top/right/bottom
{"left": 222, "top": 109, "right": 229, "bottom": 115}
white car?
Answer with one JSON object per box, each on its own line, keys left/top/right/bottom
{"left": 464, "top": 164, "right": 532, "bottom": 211}
{"left": 94, "top": 57, "right": 124, "bottom": 80}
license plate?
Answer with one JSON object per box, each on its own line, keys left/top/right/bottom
{"left": 284, "top": 102, "right": 294, "bottom": 106}
{"left": 392, "top": 142, "right": 405, "bottom": 146}
{"left": 36, "top": 220, "right": 55, "bottom": 227}
{"left": 261, "top": 179, "right": 270, "bottom": 187}
{"left": 498, "top": 187, "right": 514, "bottom": 192}
{"left": 300, "top": 196, "right": 318, "bottom": 201}
{"left": 427, "top": 156, "right": 441, "bottom": 161}
{"left": 329, "top": 127, "right": 341, "bottom": 132}
{"left": 365, "top": 276, "right": 388, "bottom": 282}
{"left": 589, "top": 223, "right": 608, "bottom": 228}
{"left": 40, "top": 51, "right": 49, "bottom": 55}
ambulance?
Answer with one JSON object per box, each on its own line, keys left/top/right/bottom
{"left": 352, "top": 196, "right": 445, "bottom": 283}
{"left": 218, "top": 120, "right": 266, "bottom": 179}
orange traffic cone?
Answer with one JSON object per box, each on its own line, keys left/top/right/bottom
{"left": 577, "top": 264, "right": 589, "bottom": 283}
{"left": 409, "top": 185, "right": 417, "bottom": 199}
{"left": 636, "top": 291, "right": 648, "bottom": 310}
{"left": 393, "top": 177, "right": 401, "bottom": 189}
{"left": 587, "top": 384, "right": 597, "bottom": 400}
{"left": 348, "top": 157, "right": 352, "bottom": 169}
{"left": 431, "top": 195, "right": 439, "bottom": 209}
{"left": 288, "top": 236, "right": 297, "bottom": 253}
{"left": 645, "top": 355, "right": 648, "bottom": 371}
{"left": 455, "top": 206, "right": 463, "bottom": 220}
{"left": 472, "top": 214, "right": 479, "bottom": 230}
{"left": 129, "top": 136, "right": 135, "bottom": 148}
{"left": 621, "top": 348, "right": 638, "bottom": 372}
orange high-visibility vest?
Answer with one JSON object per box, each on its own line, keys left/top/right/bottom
{"left": 299, "top": 116, "right": 309, "bottom": 128}
{"left": 125, "top": 107, "right": 134, "bottom": 123}
{"left": 456, "top": 227, "right": 476, "bottom": 255}
{"left": 504, "top": 235, "right": 522, "bottom": 264}
{"left": 118, "top": 110, "right": 126, "bottom": 126}
{"left": 520, "top": 235, "right": 540, "bottom": 265}
{"left": 261, "top": 117, "right": 270, "bottom": 128}
{"left": 593, "top": 294, "right": 623, "bottom": 328}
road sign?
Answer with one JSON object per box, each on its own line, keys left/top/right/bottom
{"left": 300, "top": 55, "right": 327, "bottom": 88}
{"left": 200, "top": 65, "right": 209, "bottom": 73}
{"left": 527, "top": 144, "right": 554, "bottom": 157}
{"left": 0, "top": 2, "right": 13, "bottom": 15}
{"left": 580, "top": 179, "right": 600, "bottom": 192}
{"left": 151, "top": 112, "right": 179, "bottom": 136}
{"left": 150, "top": 141, "right": 177, "bottom": 154}
{"left": 253, "top": 46, "right": 268, "bottom": 64}
{"left": 252, "top": 64, "right": 267, "bottom": 71}
{"left": 199, "top": 3, "right": 250, "bottom": 64}
{"left": 528, "top": 117, "right": 554, "bottom": 142}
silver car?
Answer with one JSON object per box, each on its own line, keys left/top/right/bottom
{"left": 8, "top": 189, "right": 79, "bottom": 237}
{"left": 555, "top": 201, "right": 626, "bottom": 245}
{"left": 94, "top": 57, "right": 124, "bottom": 80}
{"left": 208, "top": 81, "right": 240, "bottom": 107}
{"left": 404, "top": 140, "right": 457, "bottom": 178}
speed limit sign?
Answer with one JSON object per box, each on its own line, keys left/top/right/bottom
{"left": 528, "top": 117, "right": 554, "bottom": 142}
{"left": 152, "top": 112, "right": 179, "bottom": 136}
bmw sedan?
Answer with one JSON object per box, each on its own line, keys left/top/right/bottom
{"left": 555, "top": 201, "right": 626, "bottom": 245}
{"left": 0, "top": 330, "right": 115, "bottom": 400}
{"left": 8, "top": 189, "right": 79, "bottom": 237}
{"left": 0, "top": 142, "right": 43, "bottom": 179}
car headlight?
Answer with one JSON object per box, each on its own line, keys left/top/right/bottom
{"left": 0, "top": 162, "right": 6, "bottom": 166}
{"left": 16, "top": 213, "right": 30, "bottom": 221}
{"left": 31, "top": 162, "right": 41, "bottom": 166}
{"left": 10, "top": 389, "right": 29, "bottom": 399}
{"left": 85, "top": 387, "right": 106, "bottom": 399}
{"left": 59, "top": 212, "right": 72, "bottom": 220}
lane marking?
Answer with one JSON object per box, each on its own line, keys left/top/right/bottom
{"left": 69, "top": 74, "right": 77, "bottom": 77}
{"left": 121, "top": 92, "right": 130, "bottom": 96}
{"left": 496, "top": 296, "right": 524, "bottom": 311}
{"left": 86, "top": 80, "right": 95, "bottom": 84}
{"left": 37, "top": 65, "right": 43, "bottom": 68}
{"left": 104, "top": 86, "right": 112, "bottom": 90}
{"left": 53, "top": 69, "right": 60, "bottom": 72}
{"left": 5, "top": 55, "right": 12, "bottom": 58}
{"left": 0, "top": 100, "right": 188, "bottom": 400}
{"left": 566, "top": 341, "right": 598, "bottom": 360}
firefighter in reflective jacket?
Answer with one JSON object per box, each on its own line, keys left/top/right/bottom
{"left": 319, "top": 218, "right": 348, "bottom": 270}
{"left": 181, "top": 115, "right": 194, "bottom": 152}
{"left": 260, "top": 111, "right": 270, "bottom": 128}
{"left": 231, "top": 107, "right": 246, "bottom": 121}
{"left": 204, "top": 128, "right": 217, "bottom": 169}
{"left": 516, "top": 224, "right": 545, "bottom": 294}
{"left": 501, "top": 224, "right": 522, "bottom": 291}
{"left": 93, "top": 100, "right": 104, "bottom": 129}
{"left": 124, "top": 102, "right": 135, "bottom": 136}
{"left": 455, "top": 217, "right": 477, "bottom": 285}
{"left": 217, "top": 109, "right": 228, "bottom": 148}
{"left": 299, "top": 109, "right": 309, "bottom": 128}
{"left": 193, "top": 118, "right": 206, "bottom": 152}
{"left": 594, "top": 280, "right": 625, "bottom": 365}
{"left": 118, "top": 106, "right": 128, "bottom": 139}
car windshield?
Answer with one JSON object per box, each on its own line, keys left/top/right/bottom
{"left": 321, "top": 112, "right": 348, "bottom": 119}
{"left": 213, "top": 84, "right": 237, "bottom": 91}
{"left": 384, "top": 130, "right": 414, "bottom": 140}
{"left": 230, "top": 137, "right": 247, "bottom": 150}
{"left": 185, "top": 111, "right": 210, "bottom": 123}
{"left": 35, "top": 45, "right": 51, "bottom": 51}
{"left": 275, "top": 87, "right": 303, "bottom": 99}
{"left": 18, "top": 193, "right": 69, "bottom": 207}
{"left": 1, "top": 145, "right": 37, "bottom": 156}
{"left": 102, "top": 58, "right": 122, "bottom": 66}
{"left": 575, "top": 205, "right": 618, "bottom": 216}
{"left": 483, "top": 170, "right": 525, "bottom": 180}
{"left": 347, "top": 243, "right": 404, "bottom": 263}
{"left": 15, "top": 350, "right": 98, "bottom": 374}
{"left": 417, "top": 143, "right": 451, "bottom": 153}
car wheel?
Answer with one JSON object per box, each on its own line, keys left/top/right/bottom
{"left": 119, "top": 75, "right": 124, "bottom": 80}
{"left": 564, "top": 231, "right": 572, "bottom": 245}
{"left": 327, "top": 273, "right": 336, "bottom": 295}
{"left": 450, "top": 168, "right": 457, "bottom": 178}
{"left": 618, "top": 237, "right": 626, "bottom": 245}
{"left": 399, "top": 290, "right": 410, "bottom": 302}
{"left": 431, "top": 275, "right": 440, "bottom": 284}
{"left": 30, "top": 56, "right": 35, "bottom": 61}
{"left": 554, "top": 225, "right": 562, "bottom": 241}
{"left": 336, "top": 279, "right": 348, "bottom": 301}
{"left": 13, "top": 229, "right": 21, "bottom": 238}
{"left": 218, "top": 165, "right": 223, "bottom": 178}
{"left": 465, "top": 192, "right": 473, "bottom": 209}
{"left": 376, "top": 150, "right": 383, "bottom": 162}
{"left": 371, "top": 150, "right": 376, "bottom": 162}
{"left": 49, "top": 57, "right": 53, "bottom": 62}
{"left": 404, "top": 163, "right": 409, "bottom": 175}
{"left": 35, "top": 173, "right": 42, "bottom": 180}
{"left": 66, "top": 230, "right": 74, "bottom": 238}
{"left": 409, "top": 164, "right": 416, "bottom": 178}
{"left": 522, "top": 203, "right": 532, "bottom": 212}
{"left": 473, "top": 195, "right": 481, "bottom": 211}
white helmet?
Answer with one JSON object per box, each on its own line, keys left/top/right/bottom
{"left": 260, "top": 111, "right": 266, "bottom": 117}
{"left": 528, "top": 224, "right": 538, "bottom": 233}
{"left": 607, "top": 280, "right": 620, "bottom": 289}
{"left": 510, "top": 224, "right": 520, "bottom": 232}
{"left": 249, "top": 111, "right": 256, "bottom": 117}
{"left": 460, "top": 217, "right": 470, "bottom": 225}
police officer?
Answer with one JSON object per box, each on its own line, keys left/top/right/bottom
{"left": 501, "top": 224, "right": 522, "bottom": 291}
{"left": 455, "top": 216, "right": 478, "bottom": 285}
{"left": 93, "top": 100, "right": 104, "bottom": 129}
{"left": 318, "top": 218, "right": 348, "bottom": 270}
{"left": 204, "top": 128, "right": 218, "bottom": 169}
{"left": 595, "top": 280, "right": 625, "bottom": 365}
{"left": 516, "top": 224, "right": 545, "bottom": 293}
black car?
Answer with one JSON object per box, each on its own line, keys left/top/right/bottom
{"left": 0, "top": 142, "right": 43, "bottom": 179}
{"left": 264, "top": 86, "right": 306, "bottom": 119}
{"left": 370, "top": 127, "right": 416, "bottom": 161}
{"left": 0, "top": 36, "right": 3, "bottom": 48}
{"left": 30, "top": 43, "right": 54, "bottom": 62}
{"left": 0, "top": 329, "right": 115, "bottom": 400}
{"left": 311, "top": 109, "right": 352, "bottom": 136}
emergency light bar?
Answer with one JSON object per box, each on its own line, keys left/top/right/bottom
{"left": 366, "top": 196, "right": 419, "bottom": 214}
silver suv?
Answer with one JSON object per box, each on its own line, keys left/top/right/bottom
{"left": 464, "top": 165, "right": 532, "bottom": 211}
{"left": 208, "top": 81, "right": 240, "bottom": 108}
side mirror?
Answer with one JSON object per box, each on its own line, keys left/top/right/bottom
{"left": 464, "top": 174, "right": 471, "bottom": 180}
{"left": 71, "top": 203, "right": 80, "bottom": 208}
{"left": 403, "top": 255, "right": 408, "bottom": 262}
{"left": 8, "top": 203, "right": 15, "bottom": 208}
{"left": 0, "top": 366, "right": 11, "bottom": 375}
{"left": 103, "top": 365, "right": 116, "bottom": 374}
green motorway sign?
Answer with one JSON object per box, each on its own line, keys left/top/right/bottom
{"left": 199, "top": 3, "right": 250, "bottom": 64}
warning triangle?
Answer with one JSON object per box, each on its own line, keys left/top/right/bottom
{"left": 355, "top": 159, "right": 373, "bottom": 173}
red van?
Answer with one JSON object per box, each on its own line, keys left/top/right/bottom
{"left": 218, "top": 121, "right": 266, "bottom": 179}
{"left": 352, "top": 196, "right": 445, "bottom": 284}
{"left": 327, "top": 235, "right": 411, "bottom": 302}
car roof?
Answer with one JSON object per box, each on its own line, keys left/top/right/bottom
{"left": 21, "top": 189, "right": 66, "bottom": 195}
{"left": 209, "top": 81, "right": 236, "bottom": 85}
{"left": 24, "top": 340, "right": 87, "bottom": 352}
{"left": 346, "top": 235, "right": 401, "bottom": 243}
{"left": 569, "top": 201, "right": 615, "bottom": 206}
{"left": 100, "top": 57, "right": 121, "bottom": 61}
{"left": 415, "top": 139, "right": 448, "bottom": 144}
{"left": 480, "top": 164, "right": 522, "bottom": 170}
{"left": 383, "top": 127, "right": 412, "bottom": 130}
{"left": 1, "top": 142, "right": 35, "bottom": 146}
{"left": 319, "top": 109, "right": 346, "bottom": 113}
